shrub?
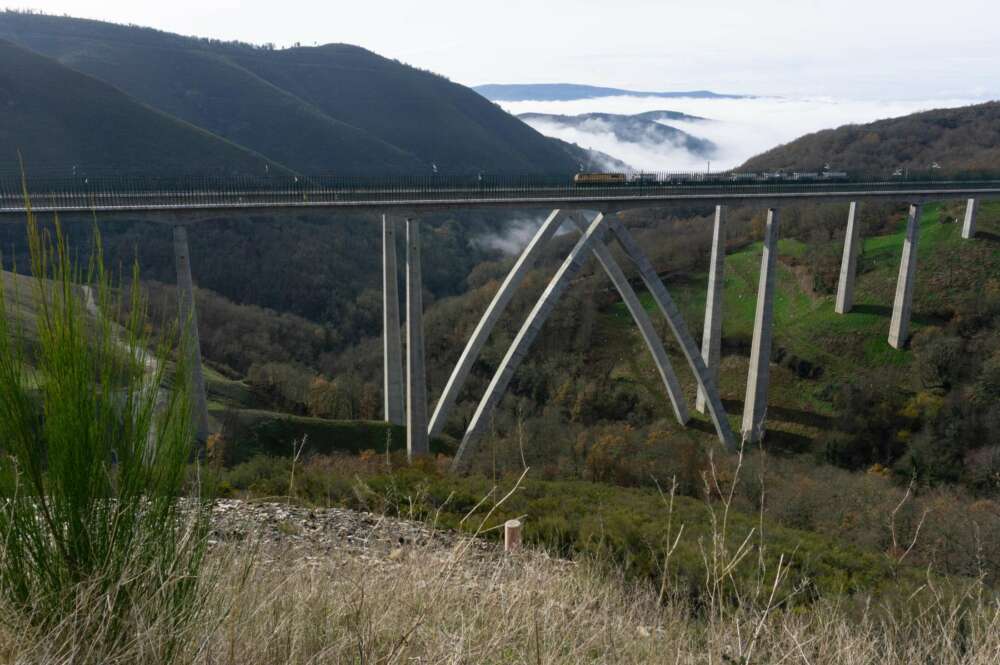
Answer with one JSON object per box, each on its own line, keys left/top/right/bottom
{"left": 0, "top": 205, "right": 208, "bottom": 646}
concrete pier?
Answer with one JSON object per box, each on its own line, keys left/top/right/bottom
{"left": 835, "top": 202, "right": 861, "bottom": 314}
{"left": 609, "top": 217, "right": 737, "bottom": 453}
{"left": 382, "top": 215, "right": 405, "bottom": 426}
{"left": 405, "top": 218, "right": 429, "bottom": 459}
{"left": 888, "top": 204, "right": 921, "bottom": 349}
{"left": 452, "top": 213, "right": 609, "bottom": 471}
{"left": 172, "top": 225, "right": 210, "bottom": 442}
{"left": 742, "top": 209, "right": 779, "bottom": 444}
{"left": 570, "top": 213, "right": 689, "bottom": 425}
{"left": 961, "top": 198, "right": 978, "bottom": 239}
{"left": 429, "top": 209, "right": 566, "bottom": 439}
{"left": 696, "top": 205, "right": 726, "bottom": 414}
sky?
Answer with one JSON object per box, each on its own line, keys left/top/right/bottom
{"left": 9, "top": 0, "right": 1000, "bottom": 100}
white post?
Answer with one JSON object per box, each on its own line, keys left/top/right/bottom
{"left": 697, "top": 205, "right": 726, "bottom": 413}
{"left": 835, "top": 202, "right": 861, "bottom": 314}
{"left": 961, "top": 198, "right": 978, "bottom": 239}
{"left": 888, "top": 204, "right": 921, "bottom": 349}
{"left": 383, "top": 214, "right": 405, "bottom": 426}
{"left": 504, "top": 519, "right": 522, "bottom": 553}
{"left": 742, "top": 209, "right": 779, "bottom": 443}
{"left": 406, "top": 218, "right": 429, "bottom": 459}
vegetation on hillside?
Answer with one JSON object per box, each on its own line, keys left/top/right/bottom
{"left": 0, "top": 10, "right": 585, "bottom": 175}
{"left": 742, "top": 101, "right": 1000, "bottom": 173}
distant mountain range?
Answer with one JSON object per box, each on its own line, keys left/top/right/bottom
{"left": 0, "top": 12, "right": 601, "bottom": 176}
{"left": 475, "top": 83, "right": 747, "bottom": 102}
{"left": 518, "top": 111, "right": 717, "bottom": 163}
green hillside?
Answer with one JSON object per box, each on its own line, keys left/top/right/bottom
{"left": 0, "top": 40, "right": 284, "bottom": 176}
{"left": 0, "top": 11, "right": 581, "bottom": 175}
{"left": 741, "top": 101, "right": 1000, "bottom": 173}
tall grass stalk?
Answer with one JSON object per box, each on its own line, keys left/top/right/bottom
{"left": 0, "top": 196, "right": 209, "bottom": 647}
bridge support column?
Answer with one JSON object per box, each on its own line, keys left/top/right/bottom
{"left": 429, "top": 209, "right": 567, "bottom": 439}
{"left": 172, "top": 225, "right": 210, "bottom": 443}
{"left": 961, "top": 198, "right": 978, "bottom": 239}
{"left": 383, "top": 215, "right": 405, "bottom": 426}
{"left": 609, "top": 217, "right": 737, "bottom": 453}
{"left": 742, "top": 209, "right": 779, "bottom": 444}
{"left": 835, "top": 201, "right": 861, "bottom": 314}
{"left": 406, "top": 218, "right": 429, "bottom": 459}
{"left": 452, "top": 213, "right": 609, "bottom": 471}
{"left": 570, "top": 213, "right": 689, "bottom": 425}
{"left": 888, "top": 204, "right": 921, "bottom": 349}
{"left": 697, "top": 205, "right": 726, "bottom": 414}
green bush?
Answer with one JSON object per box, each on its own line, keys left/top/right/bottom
{"left": 0, "top": 206, "right": 208, "bottom": 645}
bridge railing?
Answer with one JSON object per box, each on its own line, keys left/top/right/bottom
{"left": 3, "top": 171, "right": 1000, "bottom": 212}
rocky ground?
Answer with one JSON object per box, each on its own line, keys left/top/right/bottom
{"left": 207, "top": 499, "right": 537, "bottom": 570}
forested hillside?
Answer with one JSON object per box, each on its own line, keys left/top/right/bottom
{"left": 0, "top": 11, "right": 587, "bottom": 175}
{"left": 742, "top": 101, "right": 1000, "bottom": 173}
{"left": 0, "top": 40, "right": 283, "bottom": 175}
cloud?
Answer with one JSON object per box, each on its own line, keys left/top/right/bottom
{"left": 473, "top": 215, "right": 572, "bottom": 255}
{"left": 508, "top": 96, "right": 983, "bottom": 172}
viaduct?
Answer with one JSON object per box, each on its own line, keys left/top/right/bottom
{"left": 2, "top": 173, "right": 998, "bottom": 470}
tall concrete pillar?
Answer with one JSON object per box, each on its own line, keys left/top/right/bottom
{"left": 961, "top": 198, "right": 978, "bottom": 239}
{"left": 405, "top": 218, "right": 429, "bottom": 459}
{"left": 382, "top": 214, "right": 405, "bottom": 426}
{"left": 452, "top": 213, "right": 609, "bottom": 471}
{"left": 172, "top": 225, "right": 210, "bottom": 442}
{"left": 696, "top": 205, "right": 726, "bottom": 414}
{"left": 569, "top": 213, "right": 689, "bottom": 425}
{"left": 742, "top": 209, "right": 779, "bottom": 444}
{"left": 835, "top": 201, "right": 861, "bottom": 314}
{"left": 429, "top": 209, "right": 566, "bottom": 439}
{"left": 888, "top": 204, "right": 921, "bottom": 349}
{"left": 608, "top": 217, "right": 737, "bottom": 453}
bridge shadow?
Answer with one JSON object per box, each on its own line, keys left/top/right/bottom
{"left": 975, "top": 231, "right": 1000, "bottom": 243}
{"left": 850, "top": 303, "right": 948, "bottom": 326}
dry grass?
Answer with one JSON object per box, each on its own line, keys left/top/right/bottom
{"left": 1, "top": 534, "right": 997, "bottom": 665}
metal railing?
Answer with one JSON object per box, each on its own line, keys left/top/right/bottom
{"left": 2, "top": 171, "right": 1000, "bottom": 215}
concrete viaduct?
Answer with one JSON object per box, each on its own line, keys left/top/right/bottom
{"left": 2, "top": 174, "right": 998, "bottom": 469}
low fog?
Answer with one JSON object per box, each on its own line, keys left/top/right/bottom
{"left": 509, "top": 96, "right": 983, "bottom": 172}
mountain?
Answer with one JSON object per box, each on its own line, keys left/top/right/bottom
{"left": 0, "top": 40, "right": 284, "bottom": 176}
{"left": 741, "top": 101, "right": 1000, "bottom": 173}
{"left": 0, "top": 11, "right": 583, "bottom": 175}
{"left": 518, "top": 112, "right": 717, "bottom": 159}
{"left": 633, "top": 110, "right": 708, "bottom": 123}
{"left": 475, "top": 83, "right": 746, "bottom": 102}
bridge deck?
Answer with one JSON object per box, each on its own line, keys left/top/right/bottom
{"left": 2, "top": 175, "right": 999, "bottom": 218}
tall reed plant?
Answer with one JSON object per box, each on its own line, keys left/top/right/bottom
{"left": 0, "top": 193, "right": 209, "bottom": 644}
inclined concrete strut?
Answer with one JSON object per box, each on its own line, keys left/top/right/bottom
{"left": 451, "top": 212, "right": 609, "bottom": 471}
{"left": 696, "top": 206, "right": 726, "bottom": 414}
{"left": 382, "top": 214, "right": 405, "bottom": 426}
{"left": 835, "top": 202, "right": 861, "bottom": 314}
{"left": 568, "top": 212, "right": 689, "bottom": 425}
{"left": 172, "top": 225, "right": 210, "bottom": 442}
{"left": 608, "top": 217, "right": 738, "bottom": 453}
{"left": 962, "top": 198, "right": 978, "bottom": 239}
{"left": 888, "top": 204, "right": 921, "bottom": 349}
{"left": 406, "top": 218, "right": 429, "bottom": 459}
{"left": 428, "top": 209, "right": 567, "bottom": 439}
{"left": 741, "top": 209, "right": 779, "bottom": 444}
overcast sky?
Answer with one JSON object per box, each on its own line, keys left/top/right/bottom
{"left": 11, "top": 0, "right": 1000, "bottom": 99}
